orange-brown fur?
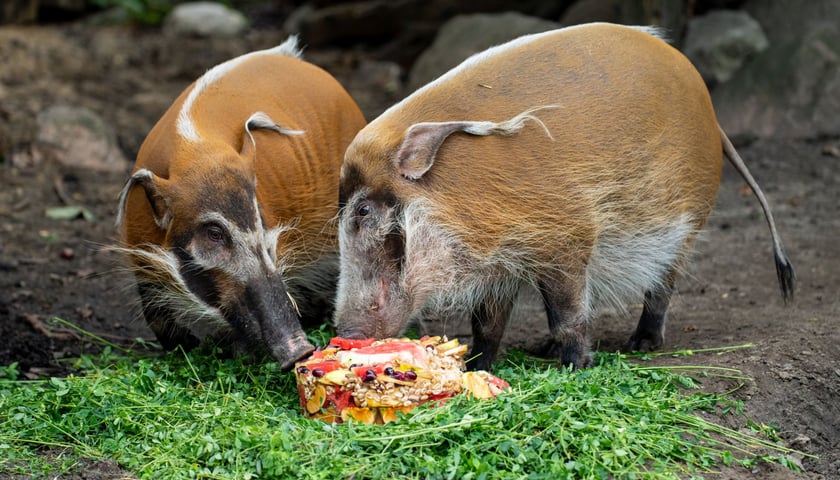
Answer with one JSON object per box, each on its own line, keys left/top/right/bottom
{"left": 335, "top": 24, "right": 793, "bottom": 370}
{"left": 125, "top": 54, "right": 362, "bottom": 264}
{"left": 351, "top": 25, "right": 720, "bottom": 263}
{"left": 120, "top": 40, "right": 366, "bottom": 366}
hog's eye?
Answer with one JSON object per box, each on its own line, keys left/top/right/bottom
{"left": 205, "top": 224, "right": 226, "bottom": 244}
{"left": 357, "top": 203, "right": 370, "bottom": 217}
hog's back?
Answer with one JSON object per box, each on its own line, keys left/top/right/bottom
{"left": 124, "top": 54, "right": 365, "bottom": 264}
{"left": 390, "top": 23, "right": 722, "bottom": 262}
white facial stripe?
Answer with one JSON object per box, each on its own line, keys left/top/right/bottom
{"left": 194, "top": 208, "right": 292, "bottom": 280}
{"left": 197, "top": 211, "right": 235, "bottom": 233}
{"left": 253, "top": 197, "right": 263, "bottom": 231}
{"left": 253, "top": 197, "right": 277, "bottom": 269}
{"left": 192, "top": 211, "right": 259, "bottom": 277}
{"left": 176, "top": 36, "right": 304, "bottom": 143}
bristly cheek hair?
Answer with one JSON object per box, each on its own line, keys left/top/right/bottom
{"left": 179, "top": 263, "right": 223, "bottom": 308}
{"left": 112, "top": 244, "right": 228, "bottom": 331}
{"left": 383, "top": 231, "right": 405, "bottom": 271}
{"left": 398, "top": 202, "right": 468, "bottom": 306}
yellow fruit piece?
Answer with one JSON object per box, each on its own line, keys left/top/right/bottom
{"left": 379, "top": 406, "right": 416, "bottom": 424}
{"left": 311, "top": 410, "right": 340, "bottom": 423}
{"left": 341, "top": 407, "right": 378, "bottom": 424}
{"left": 441, "top": 344, "right": 468, "bottom": 357}
{"left": 320, "top": 369, "right": 352, "bottom": 385}
{"left": 420, "top": 336, "right": 441, "bottom": 346}
{"left": 376, "top": 374, "right": 413, "bottom": 386}
{"left": 364, "top": 391, "right": 403, "bottom": 408}
{"left": 462, "top": 371, "right": 493, "bottom": 399}
{"left": 306, "top": 385, "right": 326, "bottom": 414}
{"left": 436, "top": 338, "right": 460, "bottom": 352}
{"left": 394, "top": 362, "right": 431, "bottom": 379}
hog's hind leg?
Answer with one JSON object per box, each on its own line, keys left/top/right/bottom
{"left": 625, "top": 270, "right": 676, "bottom": 352}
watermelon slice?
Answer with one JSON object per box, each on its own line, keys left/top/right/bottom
{"left": 295, "top": 336, "right": 509, "bottom": 424}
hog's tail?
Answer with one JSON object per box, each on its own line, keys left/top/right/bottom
{"left": 720, "top": 127, "right": 795, "bottom": 303}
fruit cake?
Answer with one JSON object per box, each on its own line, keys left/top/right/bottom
{"left": 295, "top": 336, "right": 509, "bottom": 424}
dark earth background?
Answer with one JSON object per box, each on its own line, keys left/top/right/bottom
{"left": 0, "top": 0, "right": 838, "bottom": 478}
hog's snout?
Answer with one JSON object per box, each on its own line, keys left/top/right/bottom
{"left": 273, "top": 336, "right": 315, "bottom": 371}
{"left": 239, "top": 273, "right": 315, "bottom": 370}
{"left": 335, "top": 326, "right": 373, "bottom": 340}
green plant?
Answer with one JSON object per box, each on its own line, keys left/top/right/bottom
{"left": 89, "top": 0, "right": 174, "bottom": 25}
{"left": 0, "top": 321, "right": 812, "bottom": 479}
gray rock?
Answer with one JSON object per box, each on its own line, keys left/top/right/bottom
{"left": 712, "top": 0, "right": 840, "bottom": 140}
{"left": 345, "top": 60, "right": 404, "bottom": 119}
{"left": 408, "top": 12, "right": 560, "bottom": 91}
{"left": 34, "top": 105, "right": 127, "bottom": 172}
{"left": 560, "top": 0, "right": 690, "bottom": 46}
{"left": 744, "top": 0, "right": 839, "bottom": 45}
{"left": 1, "top": 0, "right": 38, "bottom": 24}
{"left": 560, "top": 0, "right": 624, "bottom": 26}
{"left": 683, "top": 10, "right": 768, "bottom": 86}
{"left": 283, "top": 0, "right": 563, "bottom": 50}
{"left": 284, "top": 0, "right": 412, "bottom": 47}
{"left": 164, "top": 1, "right": 248, "bottom": 38}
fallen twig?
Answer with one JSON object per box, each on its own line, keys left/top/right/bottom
{"left": 22, "top": 313, "right": 78, "bottom": 341}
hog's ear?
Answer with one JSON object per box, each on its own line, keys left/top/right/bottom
{"left": 395, "top": 122, "right": 470, "bottom": 180}
{"left": 240, "top": 111, "right": 304, "bottom": 159}
{"left": 116, "top": 169, "right": 172, "bottom": 230}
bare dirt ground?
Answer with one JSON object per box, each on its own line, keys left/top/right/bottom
{"left": 0, "top": 24, "right": 838, "bottom": 479}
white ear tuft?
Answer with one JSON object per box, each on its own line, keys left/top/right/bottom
{"left": 116, "top": 168, "right": 171, "bottom": 230}
{"left": 395, "top": 105, "right": 559, "bottom": 180}
{"left": 461, "top": 105, "right": 558, "bottom": 140}
{"left": 244, "top": 111, "right": 305, "bottom": 152}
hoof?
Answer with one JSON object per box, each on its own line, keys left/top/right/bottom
{"left": 545, "top": 341, "right": 593, "bottom": 370}
{"left": 625, "top": 331, "right": 664, "bottom": 353}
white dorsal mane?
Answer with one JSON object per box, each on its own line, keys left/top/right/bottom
{"left": 176, "top": 36, "right": 303, "bottom": 143}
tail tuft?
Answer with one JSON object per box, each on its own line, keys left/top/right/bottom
{"left": 774, "top": 250, "right": 796, "bottom": 304}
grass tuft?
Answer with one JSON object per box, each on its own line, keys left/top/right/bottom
{"left": 0, "top": 322, "right": 811, "bottom": 479}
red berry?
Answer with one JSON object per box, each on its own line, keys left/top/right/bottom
{"left": 404, "top": 370, "right": 418, "bottom": 381}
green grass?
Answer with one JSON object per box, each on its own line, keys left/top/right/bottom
{"left": 0, "top": 324, "right": 808, "bottom": 479}
{"left": 88, "top": 0, "right": 173, "bottom": 25}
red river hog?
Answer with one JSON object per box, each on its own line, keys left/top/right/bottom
{"left": 117, "top": 37, "right": 366, "bottom": 369}
{"left": 333, "top": 23, "right": 794, "bottom": 370}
